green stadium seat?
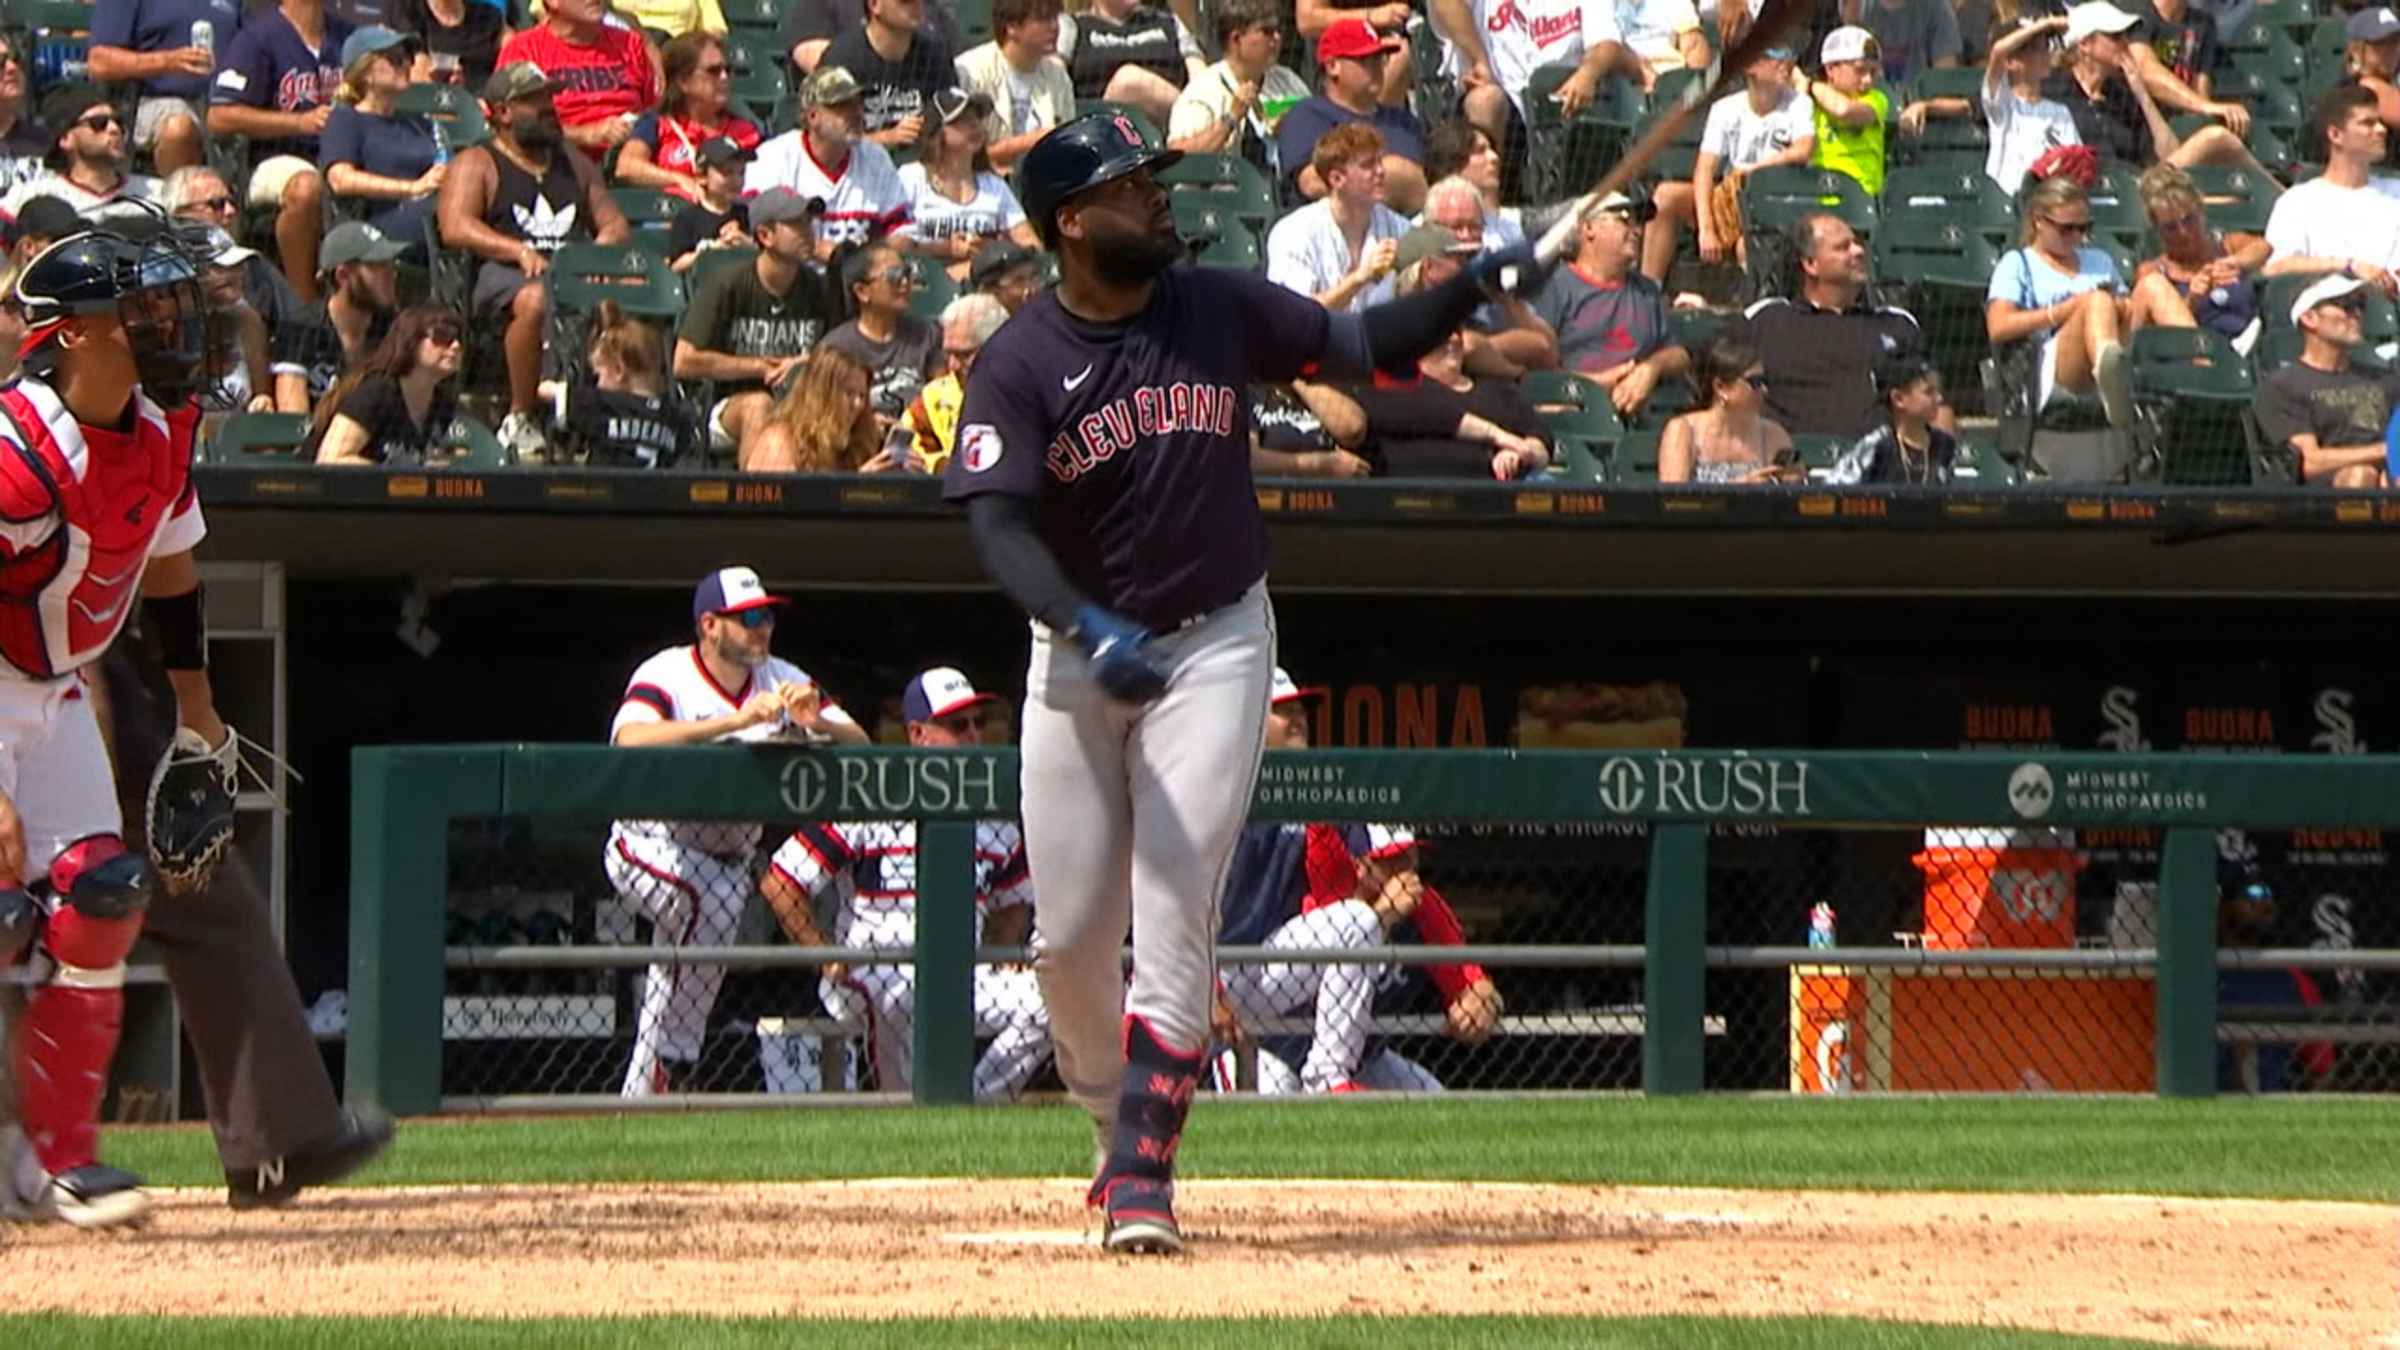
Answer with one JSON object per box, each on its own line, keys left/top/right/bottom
{"left": 1549, "top": 433, "right": 1612, "bottom": 483}
{"left": 1156, "top": 153, "right": 1276, "bottom": 237}
{"left": 1169, "top": 198, "right": 1261, "bottom": 269}
{"left": 2182, "top": 164, "right": 2281, "bottom": 236}
{"left": 2211, "top": 72, "right": 2305, "bottom": 136}
{"left": 1791, "top": 433, "right": 1847, "bottom": 478}
{"left": 2127, "top": 327, "right": 2254, "bottom": 485}
{"left": 1949, "top": 433, "right": 2019, "bottom": 485}
{"left": 208, "top": 412, "right": 312, "bottom": 462}
{"left": 906, "top": 254, "right": 959, "bottom": 319}
{"left": 545, "top": 245, "right": 683, "bottom": 385}
{"left": 1881, "top": 166, "right": 2017, "bottom": 246}
{"left": 438, "top": 415, "right": 514, "bottom": 469}
{"left": 1873, "top": 217, "right": 2001, "bottom": 413}
{"left": 953, "top": 0, "right": 993, "bottom": 48}
{"left": 1909, "top": 67, "right": 1986, "bottom": 103}
{"left": 2224, "top": 27, "right": 2308, "bottom": 85}
{"left": 608, "top": 187, "right": 681, "bottom": 254}
{"left": 1741, "top": 166, "right": 1877, "bottom": 239}
{"left": 718, "top": 0, "right": 781, "bottom": 32}
{"left": 392, "top": 82, "right": 490, "bottom": 154}
{"left": 1613, "top": 426, "right": 1663, "bottom": 481}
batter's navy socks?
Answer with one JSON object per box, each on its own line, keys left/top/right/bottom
{"left": 227, "top": 1108, "right": 395, "bottom": 1210}
{"left": 1090, "top": 1016, "right": 1199, "bottom": 1255}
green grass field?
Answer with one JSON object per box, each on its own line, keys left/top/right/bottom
{"left": 99, "top": 1095, "right": 2400, "bottom": 1202}
{"left": 23, "top": 1096, "right": 2386, "bottom": 1347}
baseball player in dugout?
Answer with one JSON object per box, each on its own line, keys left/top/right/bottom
{"left": 759, "top": 666, "right": 1053, "bottom": 1101}
{"left": 608, "top": 566, "right": 867, "bottom": 1098}
{"left": 0, "top": 214, "right": 387, "bottom": 1231}
{"left": 941, "top": 110, "right": 1537, "bottom": 1255}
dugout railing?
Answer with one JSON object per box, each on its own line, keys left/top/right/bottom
{"left": 348, "top": 746, "right": 2400, "bottom": 1114}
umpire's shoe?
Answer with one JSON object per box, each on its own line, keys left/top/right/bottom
{"left": 1100, "top": 1177, "right": 1184, "bottom": 1256}
{"left": 227, "top": 1108, "right": 395, "bottom": 1210}
{"left": 45, "top": 1164, "right": 153, "bottom": 1230}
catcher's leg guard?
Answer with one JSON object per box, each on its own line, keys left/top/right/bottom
{"left": 1090, "top": 1015, "right": 1200, "bottom": 1253}
{"left": 15, "top": 835, "right": 154, "bottom": 1176}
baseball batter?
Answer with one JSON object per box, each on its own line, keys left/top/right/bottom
{"left": 759, "top": 667, "right": 1052, "bottom": 1101}
{"left": 941, "top": 112, "right": 1532, "bottom": 1253}
{"left": 607, "top": 566, "right": 865, "bottom": 1097}
{"left": 1216, "top": 670, "right": 1501, "bottom": 1093}
{"left": 0, "top": 224, "right": 244, "bottom": 1228}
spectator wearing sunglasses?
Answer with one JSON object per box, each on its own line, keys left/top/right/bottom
{"left": 821, "top": 238, "right": 944, "bottom": 422}
{"left": 1, "top": 83, "right": 164, "bottom": 227}
{"left": 308, "top": 305, "right": 468, "bottom": 465}
{"left": 615, "top": 32, "right": 764, "bottom": 203}
{"left": 1659, "top": 331, "right": 1799, "bottom": 483}
{"left": 88, "top": 0, "right": 238, "bottom": 174}
{"left": 2253, "top": 275, "right": 2400, "bottom": 488}
{"left": 166, "top": 163, "right": 305, "bottom": 338}
{"left": 1984, "top": 172, "right": 2137, "bottom": 429}
{"left": 0, "top": 39, "right": 53, "bottom": 192}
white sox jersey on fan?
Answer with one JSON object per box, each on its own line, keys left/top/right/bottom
{"left": 606, "top": 645, "right": 859, "bottom": 1096}
{"left": 767, "top": 819, "right": 1052, "bottom": 1099}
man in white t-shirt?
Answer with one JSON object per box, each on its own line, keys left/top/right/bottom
{"left": 1428, "top": 0, "right": 1632, "bottom": 179}
{"left": 1643, "top": 45, "right": 1813, "bottom": 282}
{"left": 746, "top": 65, "right": 916, "bottom": 255}
{"left": 2263, "top": 83, "right": 2400, "bottom": 291}
{"left": 1266, "top": 122, "right": 1411, "bottom": 312}
{"left": 1167, "top": 0, "right": 1309, "bottom": 164}
{"left": 0, "top": 84, "right": 164, "bottom": 229}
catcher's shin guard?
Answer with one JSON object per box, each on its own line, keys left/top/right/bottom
{"left": 15, "top": 835, "right": 153, "bottom": 1176}
{"left": 1089, "top": 1015, "right": 1201, "bottom": 1207}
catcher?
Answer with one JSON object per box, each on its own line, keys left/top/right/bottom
{"left": 0, "top": 216, "right": 360, "bottom": 1229}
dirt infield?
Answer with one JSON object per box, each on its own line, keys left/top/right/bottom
{"left": 2, "top": 1180, "right": 2390, "bottom": 1345}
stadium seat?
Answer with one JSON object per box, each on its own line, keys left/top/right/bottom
{"left": 1949, "top": 433, "right": 2020, "bottom": 485}
{"left": 684, "top": 244, "right": 758, "bottom": 304}
{"left": 1881, "top": 166, "right": 2017, "bottom": 246}
{"left": 1898, "top": 69, "right": 1990, "bottom": 170}
{"left": 2083, "top": 168, "right": 2150, "bottom": 255}
{"left": 2125, "top": 326, "right": 2254, "bottom": 485}
{"left": 393, "top": 83, "right": 491, "bottom": 155}
{"left": 545, "top": 244, "right": 682, "bottom": 384}
{"left": 1170, "top": 198, "right": 1261, "bottom": 269}
{"left": 1156, "top": 153, "right": 1276, "bottom": 238}
{"left": 1524, "top": 62, "right": 1644, "bottom": 203}
{"left": 440, "top": 415, "right": 514, "bottom": 469}
{"left": 2182, "top": 164, "right": 2281, "bottom": 236}
{"left": 718, "top": 0, "right": 780, "bottom": 32}
{"left": 729, "top": 59, "right": 791, "bottom": 132}
{"left": 1791, "top": 433, "right": 1847, "bottom": 478}
{"left": 2223, "top": 26, "right": 2307, "bottom": 86}
{"left": 953, "top": 0, "right": 993, "bottom": 49}
{"left": 1648, "top": 66, "right": 1708, "bottom": 114}
{"left": 208, "top": 412, "right": 312, "bottom": 462}
{"left": 1628, "top": 100, "right": 1706, "bottom": 190}
{"left": 2211, "top": 72, "right": 2305, "bottom": 138}
{"left": 1872, "top": 218, "right": 2001, "bottom": 413}
{"left": 1613, "top": 426, "right": 1663, "bottom": 481}
{"left": 1741, "top": 166, "right": 1877, "bottom": 238}
{"left": 609, "top": 187, "right": 681, "bottom": 256}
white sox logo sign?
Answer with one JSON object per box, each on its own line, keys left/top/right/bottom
{"left": 778, "top": 753, "right": 1006, "bottom": 817}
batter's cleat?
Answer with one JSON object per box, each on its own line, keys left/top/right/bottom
{"left": 45, "top": 1164, "right": 152, "bottom": 1230}
{"left": 227, "top": 1108, "right": 395, "bottom": 1210}
{"left": 1100, "top": 1177, "right": 1184, "bottom": 1256}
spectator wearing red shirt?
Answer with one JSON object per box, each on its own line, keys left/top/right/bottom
{"left": 613, "top": 30, "right": 762, "bottom": 201}
{"left": 496, "top": 0, "right": 663, "bottom": 153}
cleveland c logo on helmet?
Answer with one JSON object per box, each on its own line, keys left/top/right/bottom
{"left": 1113, "top": 115, "right": 1140, "bottom": 147}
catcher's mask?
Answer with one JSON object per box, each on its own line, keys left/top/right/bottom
{"left": 14, "top": 205, "right": 232, "bottom": 409}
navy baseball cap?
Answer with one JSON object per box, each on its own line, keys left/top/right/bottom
{"left": 903, "top": 667, "right": 997, "bottom": 723}
{"left": 692, "top": 565, "right": 788, "bottom": 621}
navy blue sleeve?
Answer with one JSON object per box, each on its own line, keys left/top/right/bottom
{"left": 944, "top": 338, "right": 1051, "bottom": 502}
{"left": 1211, "top": 269, "right": 1333, "bottom": 384}
{"left": 318, "top": 104, "right": 362, "bottom": 170}
{"left": 90, "top": 0, "right": 135, "bottom": 48}
{"left": 210, "top": 25, "right": 268, "bottom": 107}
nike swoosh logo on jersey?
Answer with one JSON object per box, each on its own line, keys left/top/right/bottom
{"left": 1062, "top": 363, "right": 1095, "bottom": 392}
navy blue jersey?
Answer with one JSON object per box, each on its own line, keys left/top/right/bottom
{"left": 942, "top": 266, "right": 1332, "bottom": 630}
{"left": 1220, "top": 821, "right": 1308, "bottom": 947}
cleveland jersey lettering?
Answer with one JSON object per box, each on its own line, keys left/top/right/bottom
{"left": 942, "top": 267, "right": 1331, "bottom": 629}
{"left": 0, "top": 379, "right": 205, "bottom": 680}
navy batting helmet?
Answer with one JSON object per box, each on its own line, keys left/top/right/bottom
{"left": 1018, "top": 111, "right": 1181, "bottom": 247}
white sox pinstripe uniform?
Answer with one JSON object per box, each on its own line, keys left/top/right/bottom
{"left": 607, "top": 644, "right": 859, "bottom": 1097}
{"left": 767, "top": 819, "right": 1052, "bottom": 1099}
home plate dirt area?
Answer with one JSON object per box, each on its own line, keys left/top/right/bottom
{"left": 2, "top": 1179, "right": 2389, "bottom": 1346}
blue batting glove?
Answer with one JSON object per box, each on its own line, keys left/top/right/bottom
{"left": 1073, "top": 604, "right": 1168, "bottom": 704}
{"left": 1469, "top": 243, "right": 1543, "bottom": 299}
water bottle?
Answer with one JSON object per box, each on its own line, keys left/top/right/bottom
{"left": 190, "top": 19, "right": 214, "bottom": 61}
{"left": 1807, "top": 902, "right": 1836, "bottom": 950}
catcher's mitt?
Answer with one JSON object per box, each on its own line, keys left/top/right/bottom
{"left": 145, "top": 726, "right": 239, "bottom": 897}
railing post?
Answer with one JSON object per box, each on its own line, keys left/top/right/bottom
{"left": 912, "top": 821, "right": 975, "bottom": 1104}
{"left": 348, "top": 748, "right": 498, "bottom": 1117}
{"left": 1643, "top": 824, "right": 1708, "bottom": 1096}
{"left": 2155, "top": 825, "right": 2218, "bottom": 1098}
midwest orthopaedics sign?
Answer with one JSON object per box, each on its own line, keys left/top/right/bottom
{"left": 778, "top": 753, "right": 1006, "bottom": 817}
{"left": 1593, "top": 755, "right": 1813, "bottom": 818}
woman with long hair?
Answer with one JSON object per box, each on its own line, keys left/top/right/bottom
{"left": 1658, "top": 331, "right": 1797, "bottom": 483}
{"left": 897, "top": 89, "right": 1043, "bottom": 280}
{"left": 535, "top": 299, "right": 698, "bottom": 467}
{"left": 615, "top": 31, "right": 764, "bottom": 200}
{"left": 2130, "top": 161, "right": 2262, "bottom": 347}
{"left": 744, "top": 345, "right": 904, "bottom": 473}
{"left": 1984, "top": 173, "right": 2138, "bottom": 427}
{"left": 321, "top": 27, "right": 445, "bottom": 248}
{"left": 310, "top": 306, "right": 467, "bottom": 465}
{"left": 822, "top": 240, "right": 945, "bottom": 422}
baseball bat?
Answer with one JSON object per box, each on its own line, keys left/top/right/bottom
{"left": 1528, "top": 0, "right": 1819, "bottom": 269}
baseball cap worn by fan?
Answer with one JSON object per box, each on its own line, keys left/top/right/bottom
{"left": 1269, "top": 667, "right": 1325, "bottom": 706}
{"left": 2061, "top": 2, "right": 2140, "bottom": 46}
{"left": 1393, "top": 222, "right": 1477, "bottom": 276}
{"left": 197, "top": 223, "right": 256, "bottom": 268}
{"left": 902, "top": 667, "right": 999, "bottom": 724}
{"left": 1820, "top": 25, "right": 1877, "bottom": 65}
{"left": 804, "top": 65, "right": 864, "bottom": 108}
{"left": 318, "top": 220, "right": 408, "bottom": 276}
{"left": 2349, "top": 7, "right": 2400, "bottom": 42}
{"left": 970, "top": 239, "right": 1038, "bottom": 288}
{"left": 931, "top": 87, "right": 994, "bottom": 126}
{"left": 11, "top": 194, "right": 80, "bottom": 247}
{"left": 694, "top": 135, "right": 750, "bottom": 168}
{"left": 1316, "top": 16, "right": 1400, "bottom": 63}
{"left": 340, "top": 25, "right": 412, "bottom": 70}
{"left": 749, "top": 187, "right": 826, "bottom": 227}
{"left": 484, "top": 61, "right": 558, "bottom": 103}
{"left": 2290, "top": 273, "right": 2368, "bottom": 326}
{"left": 1582, "top": 189, "right": 1656, "bottom": 223}
{"left": 692, "top": 566, "right": 789, "bottom": 622}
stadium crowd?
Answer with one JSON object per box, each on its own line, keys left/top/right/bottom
{"left": 0, "top": 0, "right": 2385, "bottom": 485}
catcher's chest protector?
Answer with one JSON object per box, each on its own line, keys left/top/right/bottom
{"left": 0, "top": 379, "right": 200, "bottom": 680}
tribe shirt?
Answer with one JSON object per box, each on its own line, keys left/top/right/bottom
{"left": 608, "top": 645, "right": 858, "bottom": 854}
{"left": 767, "top": 819, "right": 1031, "bottom": 946}
{"left": 943, "top": 265, "right": 1332, "bottom": 630}
{"left": 209, "top": 8, "right": 351, "bottom": 162}
{"left": 678, "top": 258, "right": 836, "bottom": 396}
{"left": 745, "top": 131, "right": 913, "bottom": 248}
{"left": 0, "top": 379, "right": 205, "bottom": 681}
{"left": 495, "top": 22, "right": 659, "bottom": 128}
{"left": 1468, "top": 0, "right": 1623, "bottom": 115}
